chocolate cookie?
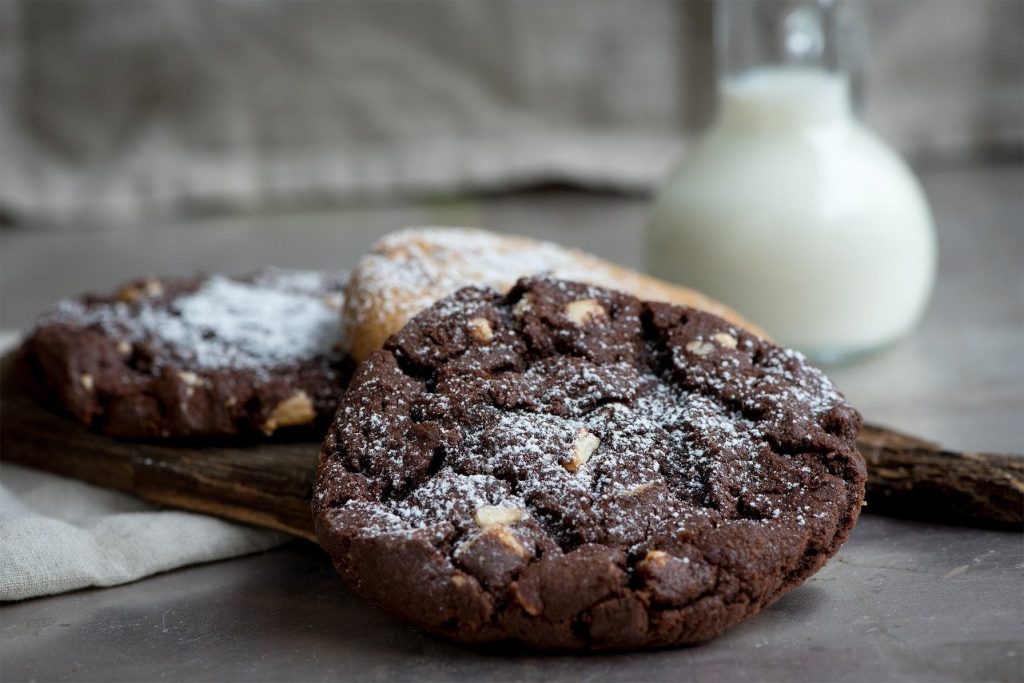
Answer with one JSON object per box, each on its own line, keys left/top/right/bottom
{"left": 341, "top": 226, "right": 766, "bottom": 362}
{"left": 314, "top": 278, "right": 865, "bottom": 650}
{"left": 18, "top": 269, "right": 352, "bottom": 439}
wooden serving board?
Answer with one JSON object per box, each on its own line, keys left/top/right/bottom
{"left": 0, "top": 355, "right": 319, "bottom": 541}
{"left": 2, "top": 355, "right": 1021, "bottom": 536}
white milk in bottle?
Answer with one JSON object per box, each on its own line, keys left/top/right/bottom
{"left": 648, "top": 0, "right": 936, "bottom": 363}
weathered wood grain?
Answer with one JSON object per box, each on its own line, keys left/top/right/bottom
{"left": 0, "top": 355, "right": 319, "bottom": 540}
{"left": 857, "top": 424, "right": 1023, "bottom": 530}
{"left": 2, "top": 354, "right": 1020, "bottom": 535}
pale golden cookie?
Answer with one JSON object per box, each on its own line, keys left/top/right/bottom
{"left": 342, "top": 227, "right": 767, "bottom": 362}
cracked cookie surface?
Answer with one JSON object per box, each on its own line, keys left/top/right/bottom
{"left": 314, "top": 277, "right": 865, "bottom": 650}
{"left": 18, "top": 268, "right": 352, "bottom": 439}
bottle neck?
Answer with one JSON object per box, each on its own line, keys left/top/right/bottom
{"left": 713, "top": 0, "right": 859, "bottom": 131}
{"left": 718, "top": 67, "right": 853, "bottom": 131}
{"left": 716, "top": 0, "right": 848, "bottom": 79}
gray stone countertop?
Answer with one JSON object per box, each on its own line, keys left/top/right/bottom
{"left": 1, "top": 161, "right": 1021, "bottom": 681}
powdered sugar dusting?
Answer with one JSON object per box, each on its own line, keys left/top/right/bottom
{"left": 342, "top": 227, "right": 758, "bottom": 355}
{"left": 44, "top": 269, "right": 343, "bottom": 371}
{"left": 315, "top": 278, "right": 865, "bottom": 649}
{"left": 323, "top": 278, "right": 857, "bottom": 557}
{"left": 352, "top": 227, "right": 596, "bottom": 315}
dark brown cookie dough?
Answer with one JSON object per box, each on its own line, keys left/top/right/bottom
{"left": 18, "top": 268, "right": 352, "bottom": 439}
{"left": 314, "top": 277, "right": 865, "bottom": 651}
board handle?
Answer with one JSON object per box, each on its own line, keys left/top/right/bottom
{"left": 859, "top": 423, "right": 1024, "bottom": 530}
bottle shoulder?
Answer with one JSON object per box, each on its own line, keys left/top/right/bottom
{"left": 666, "top": 118, "right": 924, "bottom": 196}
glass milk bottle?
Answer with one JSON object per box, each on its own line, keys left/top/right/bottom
{"left": 648, "top": 0, "right": 936, "bottom": 363}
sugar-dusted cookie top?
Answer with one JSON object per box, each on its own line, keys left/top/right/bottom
{"left": 315, "top": 277, "right": 863, "bottom": 651}
{"left": 19, "top": 269, "right": 352, "bottom": 438}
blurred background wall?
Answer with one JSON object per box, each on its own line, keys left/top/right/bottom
{"left": 1, "top": 0, "right": 1021, "bottom": 229}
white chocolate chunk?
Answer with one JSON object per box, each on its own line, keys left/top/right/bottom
{"left": 474, "top": 505, "right": 524, "bottom": 528}
{"left": 261, "top": 390, "right": 316, "bottom": 435}
{"left": 118, "top": 279, "right": 164, "bottom": 303}
{"left": 685, "top": 340, "right": 715, "bottom": 356}
{"left": 512, "top": 294, "right": 533, "bottom": 317}
{"left": 625, "top": 481, "right": 657, "bottom": 497}
{"left": 177, "top": 370, "right": 202, "bottom": 387}
{"left": 644, "top": 549, "right": 669, "bottom": 564}
{"left": 468, "top": 317, "right": 494, "bottom": 343}
{"left": 565, "top": 298, "right": 606, "bottom": 325}
{"left": 454, "top": 525, "right": 529, "bottom": 559}
{"left": 713, "top": 332, "right": 738, "bottom": 349}
{"left": 566, "top": 428, "right": 600, "bottom": 471}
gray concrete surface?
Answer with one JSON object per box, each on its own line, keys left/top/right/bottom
{"left": 1, "top": 518, "right": 1021, "bottom": 683}
{"left": 1, "top": 161, "right": 1022, "bottom": 681}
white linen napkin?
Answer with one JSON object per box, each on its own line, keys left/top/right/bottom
{"left": 0, "top": 333, "right": 289, "bottom": 601}
{"left": 0, "top": 464, "right": 289, "bottom": 601}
